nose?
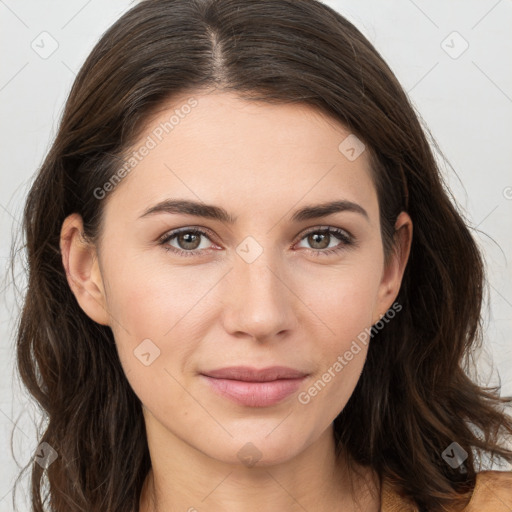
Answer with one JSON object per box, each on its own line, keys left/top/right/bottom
{"left": 220, "top": 245, "right": 298, "bottom": 342}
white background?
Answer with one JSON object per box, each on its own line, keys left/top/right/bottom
{"left": 1, "top": 0, "right": 511, "bottom": 510}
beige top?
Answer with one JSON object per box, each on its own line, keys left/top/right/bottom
{"left": 381, "top": 470, "right": 512, "bottom": 511}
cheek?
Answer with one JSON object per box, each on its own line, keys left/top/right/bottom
{"left": 298, "top": 258, "right": 381, "bottom": 344}
{"left": 104, "top": 251, "right": 216, "bottom": 337}
{"left": 102, "top": 255, "right": 219, "bottom": 392}
{"left": 296, "top": 284, "right": 373, "bottom": 430}
{"left": 293, "top": 260, "right": 381, "bottom": 416}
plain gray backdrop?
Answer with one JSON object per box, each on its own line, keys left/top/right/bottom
{"left": 1, "top": 1, "right": 511, "bottom": 510}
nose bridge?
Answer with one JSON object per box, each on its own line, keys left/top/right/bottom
{"left": 222, "top": 237, "right": 295, "bottom": 338}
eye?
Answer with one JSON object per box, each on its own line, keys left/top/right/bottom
{"left": 158, "top": 227, "right": 217, "bottom": 257}
{"left": 158, "top": 226, "right": 354, "bottom": 257}
{"left": 294, "top": 226, "right": 354, "bottom": 257}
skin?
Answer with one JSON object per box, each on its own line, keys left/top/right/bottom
{"left": 60, "top": 90, "right": 412, "bottom": 512}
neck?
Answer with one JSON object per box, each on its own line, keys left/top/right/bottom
{"left": 138, "top": 421, "right": 380, "bottom": 512}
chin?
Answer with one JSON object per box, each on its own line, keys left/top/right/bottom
{"left": 203, "top": 431, "right": 308, "bottom": 469}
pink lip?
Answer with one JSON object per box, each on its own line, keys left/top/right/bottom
{"left": 200, "top": 366, "right": 309, "bottom": 407}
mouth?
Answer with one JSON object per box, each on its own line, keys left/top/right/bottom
{"left": 200, "top": 366, "right": 309, "bottom": 407}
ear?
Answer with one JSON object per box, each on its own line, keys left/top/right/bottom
{"left": 59, "top": 213, "right": 110, "bottom": 326}
{"left": 373, "top": 211, "right": 412, "bottom": 324}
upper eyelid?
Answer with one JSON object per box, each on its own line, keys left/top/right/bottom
{"left": 299, "top": 225, "right": 352, "bottom": 237}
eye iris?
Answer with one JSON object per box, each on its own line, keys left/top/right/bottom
{"left": 178, "top": 232, "right": 201, "bottom": 250}
{"left": 309, "top": 232, "right": 330, "bottom": 249}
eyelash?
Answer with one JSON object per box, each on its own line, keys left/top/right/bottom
{"left": 157, "top": 226, "right": 355, "bottom": 258}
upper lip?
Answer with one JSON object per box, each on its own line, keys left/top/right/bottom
{"left": 201, "top": 366, "right": 309, "bottom": 382}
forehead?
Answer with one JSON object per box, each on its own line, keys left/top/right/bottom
{"left": 104, "top": 90, "right": 378, "bottom": 224}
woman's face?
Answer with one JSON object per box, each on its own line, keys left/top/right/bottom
{"left": 63, "top": 90, "right": 411, "bottom": 467}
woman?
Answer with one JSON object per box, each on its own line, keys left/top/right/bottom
{"left": 12, "top": 0, "right": 512, "bottom": 511}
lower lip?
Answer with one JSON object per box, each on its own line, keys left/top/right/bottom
{"left": 201, "top": 375, "right": 306, "bottom": 407}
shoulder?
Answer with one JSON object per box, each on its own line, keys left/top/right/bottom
{"left": 380, "top": 470, "right": 512, "bottom": 512}
{"left": 463, "top": 470, "right": 512, "bottom": 511}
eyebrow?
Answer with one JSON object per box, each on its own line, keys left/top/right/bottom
{"left": 138, "top": 199, "right": 369, "bottom": 223}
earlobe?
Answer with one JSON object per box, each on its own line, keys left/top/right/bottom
{"left": 59, "top": 213, "right": 110, "bottom": 326}
{"left": 374, "top": 211, "right": 413, "bottom": 323}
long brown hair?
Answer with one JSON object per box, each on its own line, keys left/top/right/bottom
{"left": 10, "top": 0, "right": 512, "bottom": 510}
